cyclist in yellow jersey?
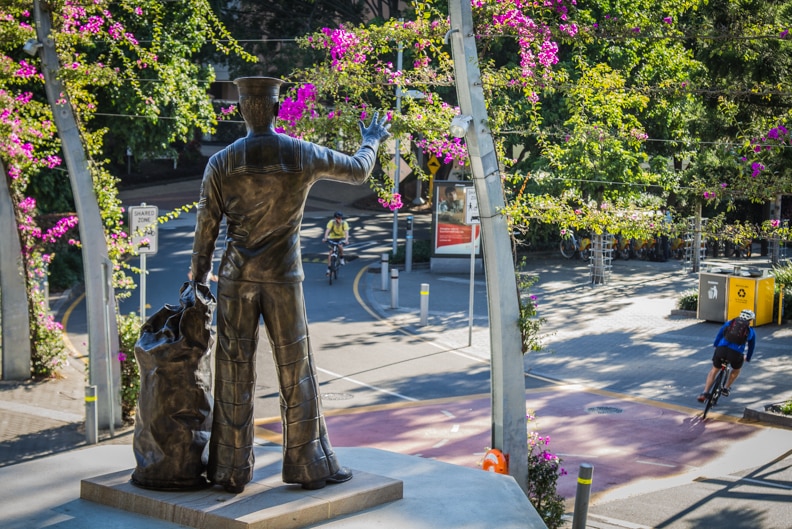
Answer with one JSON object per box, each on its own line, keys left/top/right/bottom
{"left": 323, "top": 211, "right": 349, "bottom": 274}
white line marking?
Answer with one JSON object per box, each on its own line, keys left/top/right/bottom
{"left": 0, "top": 400, "right": 83, "bottom": 423}
{"left": 438, "top": 277, "right": 486, "bottom": 286}
{"left": 586, "top": 514, "right": 653, "bottom": 529}
{"left": 441, "top": 410, "right": 456, "bottom": 418}
{"left": 636, "top": 459, "right": 677, "bottom": 468}
{"left": 317, "top": 367, "right": 418, "bottom": 402}
{"left": 432, "top": 439, "right": 449, "bottom": 449}
{"left": 739, "top": 477, "right": 792, "bottom": 490}
{"left": 450, "top": 424, "right": 460, "bottom": 433}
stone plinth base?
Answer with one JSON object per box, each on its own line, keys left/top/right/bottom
{"left": 80, "top": 449, "right": 402, "bottom": 529}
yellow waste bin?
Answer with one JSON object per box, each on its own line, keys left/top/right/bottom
{"left": 726, "top": 274, "right": 774, "bottom": 326}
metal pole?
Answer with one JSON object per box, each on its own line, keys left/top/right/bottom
{"left": 85, "top": 385, "right": 98, "bottom": 444}
{"left": 102, "top": 258, "right": 115, "bottom": 437}
{"left": 0, "top": 159, "right": 32, "bottom": 379}
{"left": 138, "top": 202, "right": 148, "bottom": 322}
{"left": 33, "top": 0, "right": 121, "bottom": 426}
{"left": 391, "top": 30, "right": 404, "bottom": 255}
{"left": 771, "top": 194, "right": 782, "bottom": 266}
{"left": 571, "top": 464, "right": 594, "bottom": 529}
{"left": 139, "top": 252, "right": 147, "bottom": 322}
{"left": 448, "top": 0, "right": 528, "bottom": 493}
{"left": 779, "top": 289, "right": 784, "bottom": 325}
{"left": 406, "top": 215, "right": 414, "bottom": 273}
{"left": 390, "top": 269, "right": 399, "bottom": 309}
{"left": 381, "top": 253, "right": 390, "bottom": 291}
{"left": 468, "top": 225, "right": 476, "bottom": 347}
{"left": 420, "top": 283, "right": 430, "bottom": 326}
{"left": 693, "top": 202, "right": 702, "bottom": 273}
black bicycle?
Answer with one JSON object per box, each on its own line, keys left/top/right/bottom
{"left": 327, "top": 240, "right": 344, "bottom": 285}
{"left": 703, "top": 359, "right": 732, "bottom": 419}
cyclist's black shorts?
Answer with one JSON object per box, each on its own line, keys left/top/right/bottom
{"left": 712, "top": 346, "right": 745, "bottom": 370}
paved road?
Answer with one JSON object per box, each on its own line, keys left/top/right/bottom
{"left": 5, "top": 176, "right": 790, "bottom": 528}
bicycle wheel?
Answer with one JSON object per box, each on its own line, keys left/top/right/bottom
{"left": 560, "top": 238, "right": 576, "bottom": 259}
{"left": 703, "top": 369, "right": 725, "bottom": 419}
{"left": 328, "top": 256, "right": 336, "bottom": 285}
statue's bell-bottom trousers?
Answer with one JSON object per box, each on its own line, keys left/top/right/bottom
{"left": 208, "top": 279, "right": 340, "bottom": 489}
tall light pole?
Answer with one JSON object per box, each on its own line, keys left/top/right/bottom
{"left": 447, "top": 0, "right": 529, "bottom": 493}
{"left": 32, "top": 0, "right": 121, "bottom": 428}
{"left": 0, "top": 160, "right": 32, "bottom": 380}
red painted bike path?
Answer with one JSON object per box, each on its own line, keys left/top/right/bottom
{"left": 255, "top": 385, "right": 775, "bottom": 502}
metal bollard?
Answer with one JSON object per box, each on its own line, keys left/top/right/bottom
{"left": 571, "top": 463, "right": 594, "bottom": 529}
{"left": 85, "top": 385, "right": 98, "bottom": 445}
{"left": 405, "top": 215, "right": 414, "bottom": 273}
{"left": 381, "top": 253, "right": 389, "bottom": 291}
{"left": 390, "top": 268, "right": 399, "bottom": 308}
{"left": 419, "top": 283, "right": 429, "bottom": 326}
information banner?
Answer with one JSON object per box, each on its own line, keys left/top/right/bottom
{"left": 432, "top": 182, "right": 480, "bottom": 256}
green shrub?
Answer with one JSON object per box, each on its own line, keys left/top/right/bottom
{"left": 29, "top": 288, "right": 68, "bottom": 378}
{"left": 780, "top": 401, "right": 792, "bottom": 416}
{"left": 771, "top": 261, "right": 792, "bottom": 286}
{"left": 677, "top": 290, "right": 698, "bottom": 311}
{"left": 117, "top": 313, "right": 142, "bottom": 423}
{"left": 517, "top": 267, "right": 548, "bottom": 353}
{"left": 525, "top": 413, "right": 566, "bottom": 529}
{"left": 48, "top": 244, "right": 83, "bottom": 291}
{"left": 389, "top": 239, "right": 431, "bottom": 264}
{"left": 771, "top": 262, "right": 792, "bottom": 322}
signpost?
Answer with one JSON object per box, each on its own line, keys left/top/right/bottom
{"left": 129, "top": 203, "right": 158, "bottom": 322}
{"left": 427, "top": 155, "right": 440, "bottom": 202}
{"left": 464, "top": 187, "right": 480, "bottom": 346}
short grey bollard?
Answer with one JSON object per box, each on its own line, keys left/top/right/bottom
{"left": 381, "top": 253, "right": 389, "bottom": 291}
{"left": 390, "top": 268, "right": 399, "bottom": 308}
{"left": 85, "top": 385, "right": 98, "bottom": 445}
{"left": 571, "top": 463, "right": 594, "bottom": 529}
{"left": 419, "top": 283, "right": 429, "bottom": 326}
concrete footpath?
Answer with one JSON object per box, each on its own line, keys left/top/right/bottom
{"left": 1, "top": 178, "right": 791, "bottom": 527}
{"left": 354, "top": 256, "right": 792, "bottom": 528}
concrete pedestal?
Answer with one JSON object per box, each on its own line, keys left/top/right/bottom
{"left": 80, "top": 448, "right": 402, "bottom": 529}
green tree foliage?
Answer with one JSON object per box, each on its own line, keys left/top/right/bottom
{"left": 277, "top": 0, "right": 792, "bottom": 245}
{"left": 208, "top": 0, "right": 370, "bottom": 79}
{"left": 684, "top": 0, "right": 792, "bottom": 204}
{"left": 0, "top": 0, "right": 250, "bottom": 376}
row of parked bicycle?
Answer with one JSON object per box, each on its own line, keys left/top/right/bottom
{"left": 559, "top": 230, "right": 753, "bottom": 261}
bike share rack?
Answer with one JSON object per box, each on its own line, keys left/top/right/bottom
{"left": 589, "top": 233, "right": 613, "bottom": 285}
{"left": 682, "top": 217, "right": 708, "bottom": 273}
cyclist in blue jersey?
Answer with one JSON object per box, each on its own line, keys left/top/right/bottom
{"left": 697, "top": 309, "right": 756, "bottom": 402}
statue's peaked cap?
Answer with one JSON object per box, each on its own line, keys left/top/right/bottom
{"left": 234, "top": 77, "right": 284, "bottom": 98}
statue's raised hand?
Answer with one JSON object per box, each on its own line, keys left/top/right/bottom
{"left": 359, "top": 112, "right": 392, "bottom": 143}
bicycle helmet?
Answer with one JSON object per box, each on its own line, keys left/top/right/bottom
{"left": 739, "top": 309, "right": 755, "bottom": 321}
{"left": 334, "top": 211, "right": 343, "bottom": 218}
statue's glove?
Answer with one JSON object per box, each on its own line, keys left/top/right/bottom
{"left": 359, "top": 112, "right": 392, "bottom": 145}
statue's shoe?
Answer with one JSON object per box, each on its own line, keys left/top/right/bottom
{"left": 301, "top": 467, "right": 353, "bottom": 490}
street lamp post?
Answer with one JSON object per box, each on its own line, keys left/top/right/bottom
{"left": 447, "top": 0, "right": 529, "bottom": 494}
{"left": 32, "top": 0, "right": 121, "bottom": 428}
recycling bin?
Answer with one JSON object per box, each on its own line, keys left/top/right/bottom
{"left": 726, "top": 274, "right": 774, "bottom": 326}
